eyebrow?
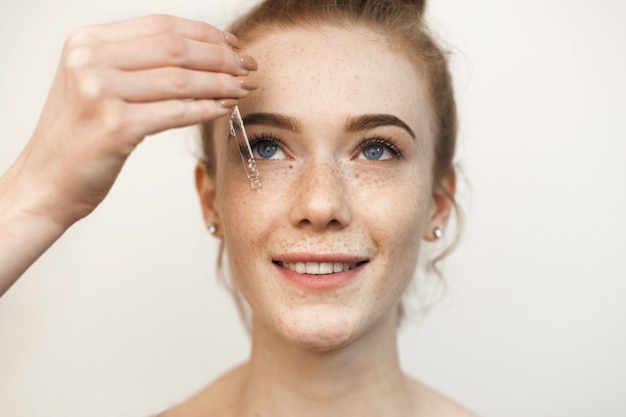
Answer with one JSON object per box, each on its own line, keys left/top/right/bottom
{"left": 242, "top": 112, "right": 302, "bottom": 132}
{"left": 346, "top": 114, "right": 416, "bottom": 140}
{"left": 242, "top": 112, "right": 415, "bottom": 139}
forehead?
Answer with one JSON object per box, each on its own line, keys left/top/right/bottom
{"left": 240, "top": 25, "right": 434, "bottom": 140}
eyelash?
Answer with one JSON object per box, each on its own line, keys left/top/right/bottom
{"left": 247, "top": 133, "right": 284, "bottom": 151}
{"left": 358, "top": 136, "right": 404, "bottom": 159}
{"left": 245, "top": 133, "right": 404, "bottom": 159}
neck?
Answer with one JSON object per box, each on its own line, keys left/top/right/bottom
{"left": 237, "top": 310, "right": 414, "bottom": 416}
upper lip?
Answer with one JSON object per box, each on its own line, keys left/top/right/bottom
{"left": 272, "top": 254, "right": 369, "bottom": 274}
{"left": 272, "top": 253, "right": 368, "bottom": 264}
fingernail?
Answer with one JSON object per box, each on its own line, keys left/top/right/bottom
{"left": 220, "top": 99, "right": 239, "bottom": 109}
{"left": 223, "top": 31, "right": 241, "bottom": 49}
{"left": 239, "top": 53, "right": 258, "bottom": 71}
{"left": 236, "top": 76, "right": 258, "bottom": 91}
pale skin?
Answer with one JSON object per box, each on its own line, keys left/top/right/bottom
{"left": 0, "top": 14, "right": 477, "bottom": 417}
{"left": 0, "top": 15, "right": 257, "bottom": 295}
{"left": 179, "top": 26, "right": 475, "bottom": 416}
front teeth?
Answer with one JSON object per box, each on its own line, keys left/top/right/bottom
{"left": 284, "top": 262, "right": 356, "bottom": 275}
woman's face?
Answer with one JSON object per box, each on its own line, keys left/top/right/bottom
{"left": 200, "top": 25, "right": 446, "bottom": 350}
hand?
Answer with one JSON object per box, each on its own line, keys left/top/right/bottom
{"left": 3, "top": 14, "right": 257, "bottom": 228}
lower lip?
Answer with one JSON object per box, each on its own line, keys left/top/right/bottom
{"left": 275, "top": 263, "right": 365, "bottom": 290}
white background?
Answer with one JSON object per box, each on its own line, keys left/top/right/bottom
{"left": 1, "top": 1, "right": 625, "bottom": 416}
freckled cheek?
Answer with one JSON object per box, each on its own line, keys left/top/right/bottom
{"left": 218, "top": 189, "right": 281, "bottom": 301}
{"left": 363, "top": 181, "right": 425, "bottom": 312}
{"left": 220, "top": 185, "right": 282, "bottom": 246}
{"left": 348, "top": 164, "right": 428, "bottom": 218}
{"left": 351, "top": 167, "right": 428, "bottom": 263}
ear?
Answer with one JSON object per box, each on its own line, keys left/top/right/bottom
{"left": 195, "top": 162, "right": 223, "bottom": 238}
{"left": 424, "top": 169, "right": 456, "bottom": 241}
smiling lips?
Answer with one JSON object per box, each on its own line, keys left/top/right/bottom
{"left": 275, "top": 261, "right": 363, "bottom": 275}
{"left": 273, "top": 258, "right": 368, "bottom": 290}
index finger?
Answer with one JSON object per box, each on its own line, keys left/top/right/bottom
{"left": 75, "top": 14, "right": 239, "bottom": 48}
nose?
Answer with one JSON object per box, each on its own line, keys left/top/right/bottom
{"left": 288, "top": 159, "right": 352, "bottom": 231}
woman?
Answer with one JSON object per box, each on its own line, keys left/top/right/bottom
{"left": 0, "top": 0, "right": 476, "bottom": 415}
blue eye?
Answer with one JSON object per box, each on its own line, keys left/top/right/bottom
{"left": 358, "top": 138, "right": 402, "bottom": 161}
{"left": 256, "top": 141, "right": 279, "bottom": 158}
{"left": 362, "top": 144, "right": 385, "bottom": 160}
{"left": 249, "top": 135, "right": 286, "bottom": 160}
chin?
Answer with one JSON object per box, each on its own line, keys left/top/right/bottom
{"left": 273, "top": 305, "right": 366, "bottom": 352}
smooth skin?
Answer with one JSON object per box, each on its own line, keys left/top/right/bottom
{"left": 0, "top": 15, "right": 257, "bottom": 295}
{"left": 0, "top": 15, "right": 477, "bottom": 417}
{"left": 185, "top": 26, "right": 477, "bottom": 417}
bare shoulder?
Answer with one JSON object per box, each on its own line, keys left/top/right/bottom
{"left": 155, "top": 363, "right": 247, "bottom": 417}
{"left": 407, "top": 377, "right": 481, "bottom": 417}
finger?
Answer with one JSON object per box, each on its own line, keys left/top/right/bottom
{"left": 123, "top": 99, "right": 235, "bottom": 138}
{"left": 96, "top": 36, "right": 256, "bottom": 74}
{"left": 110, "top": 68, "right": 257, "bottom": 102}
{"left": 73, "top": 14, "right": 239, "bottom": 47}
